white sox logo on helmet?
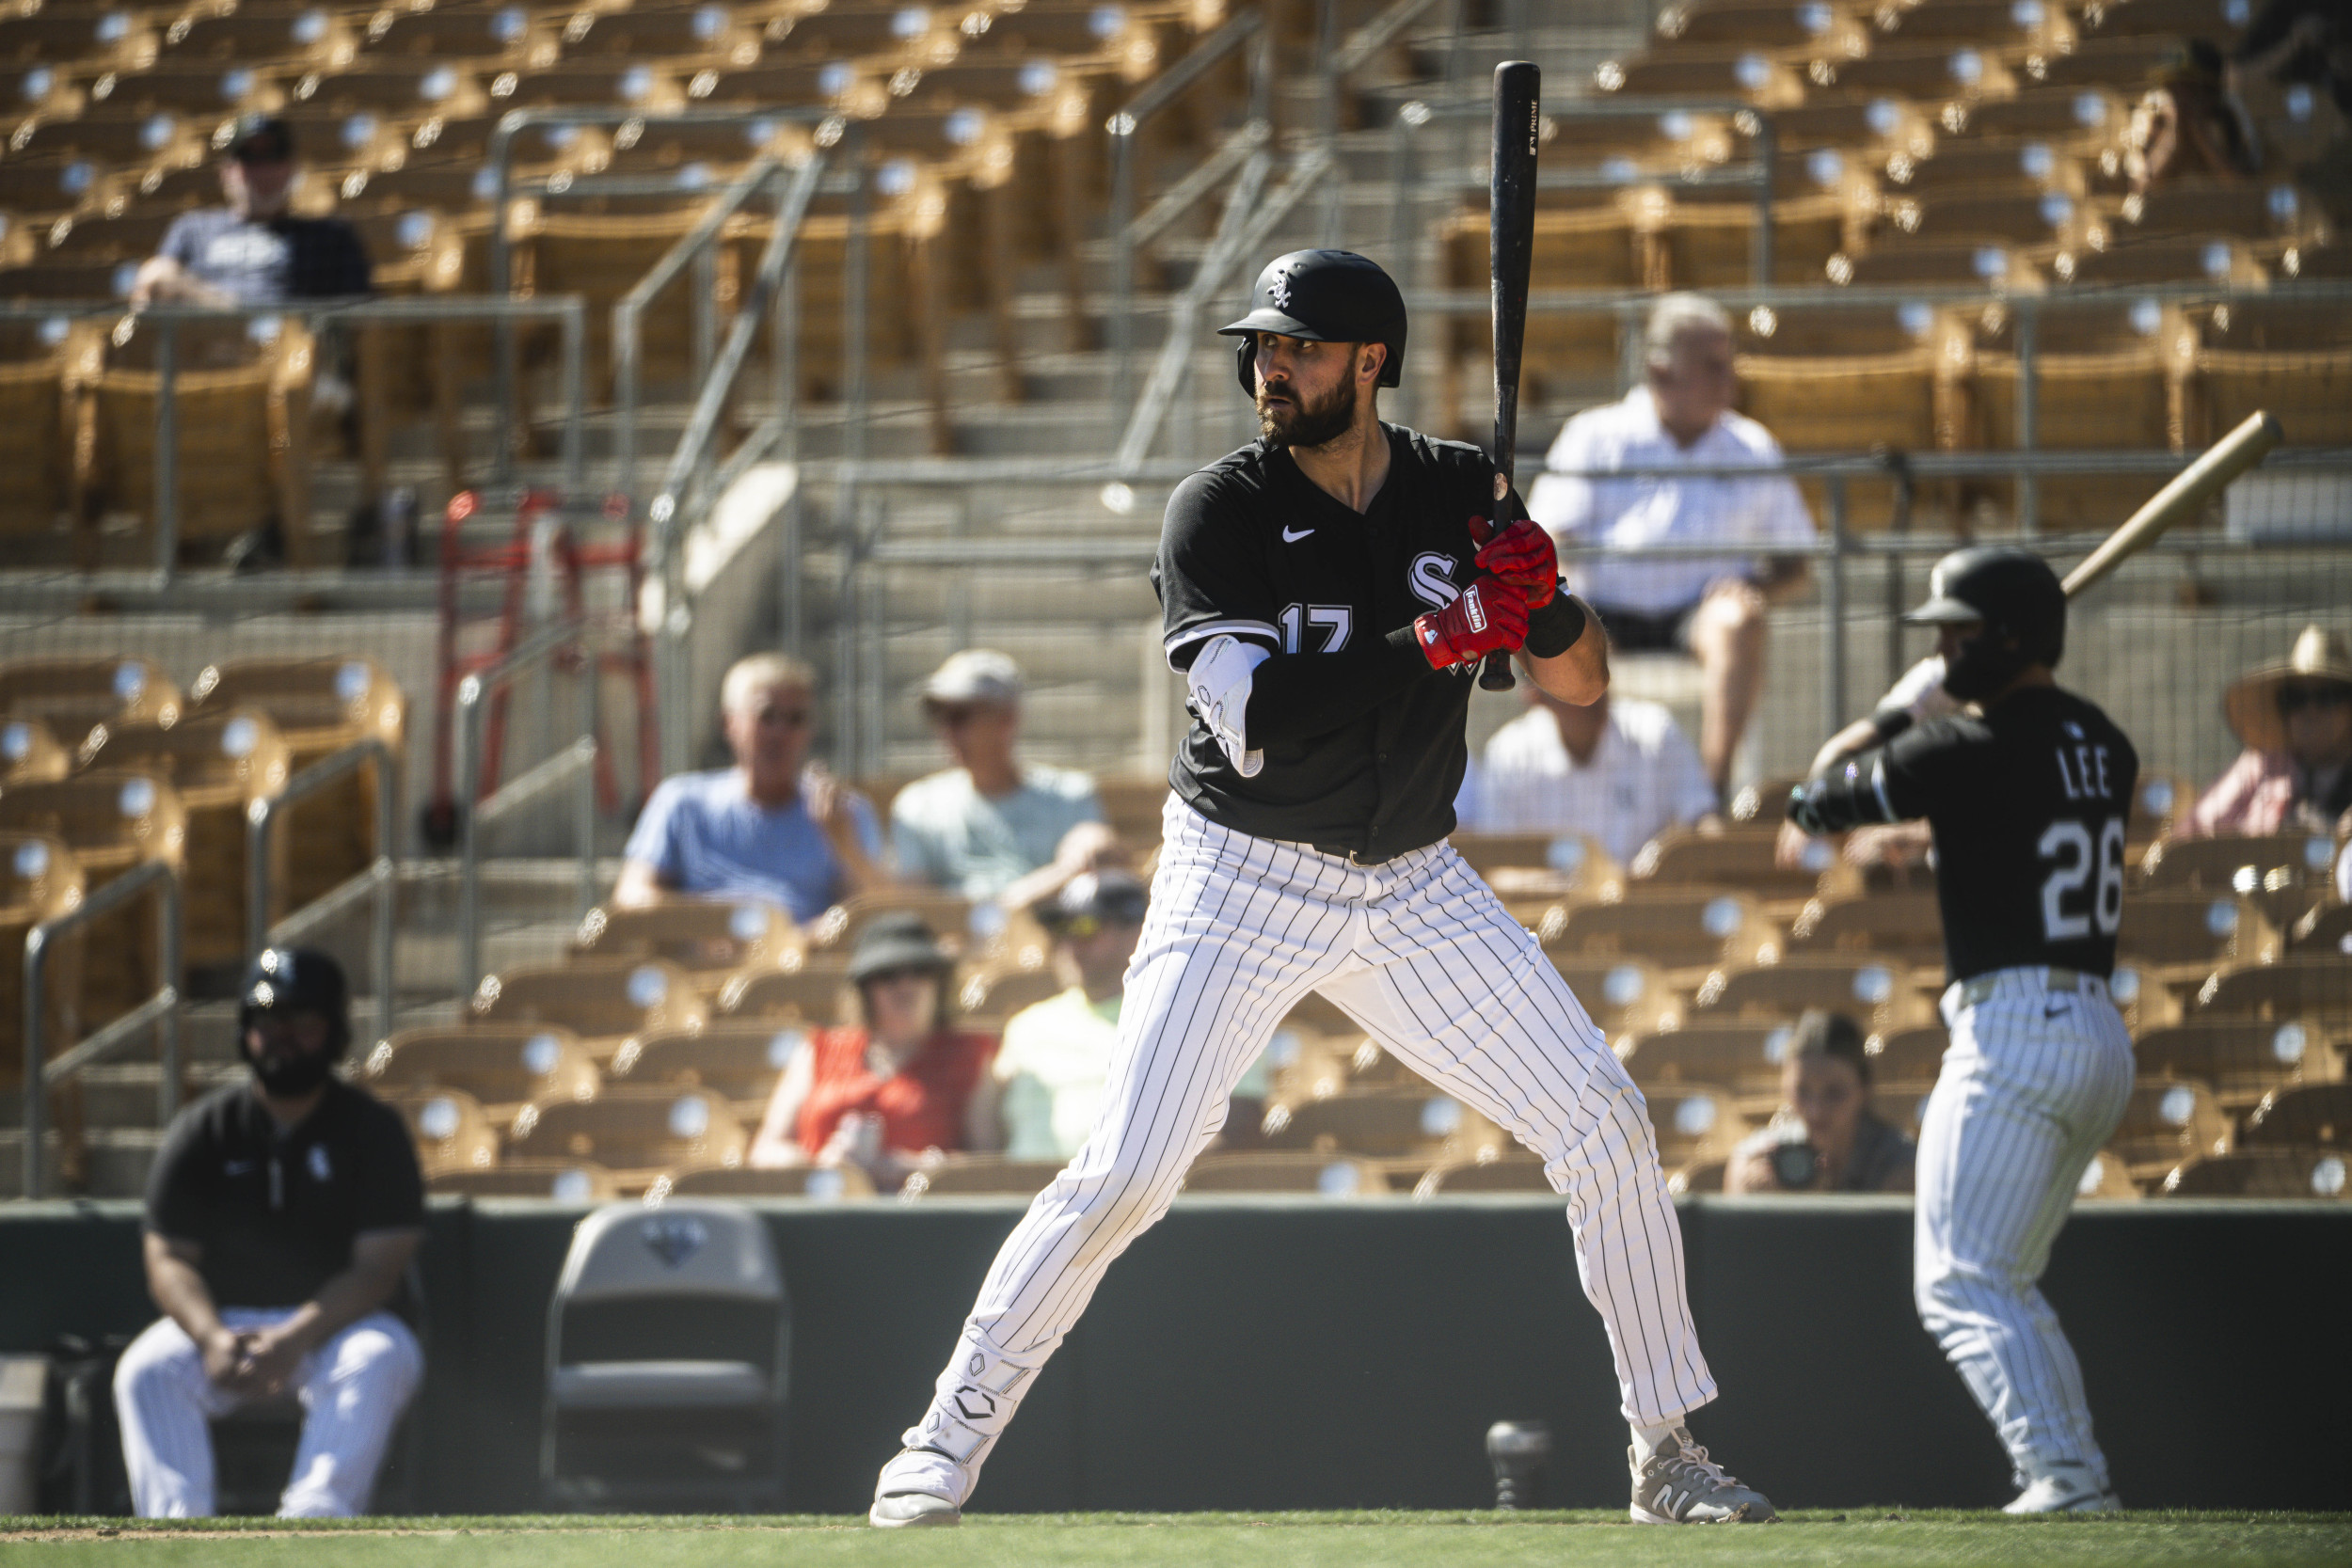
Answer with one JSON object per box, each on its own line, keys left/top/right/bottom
{"left": 1268, "top": 270, "right": 1293, "bottom": 310}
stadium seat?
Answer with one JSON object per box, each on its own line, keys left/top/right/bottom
{"left": 2158, "top": 1146, "right": 2349, "bottom": 1198}
{"left": 553, "top": 7, "right": 764, "bottom": 64}
{"left": 2075, "top": 1146, "right": 2139, "bottom": 1198}
{"left": 159, "top": 7, "right": 358, "bottom": 67}
{"left": 2241, "top": 1082, "right": 2352, "bottom": 1149}
{"left": 0, "top": 716, "right": 70, "bottom": 784}
{"left": 506, "top": 1085, "right": 748, "bottom": 1179}
{"left": 359, "top": 1023, "right": 601, "bottom": 1126}
{"left": 1593, "top": 50, "right": 1806, "bottom": 106}
{"left": 1937, "top": 85, "right": 2120, "bottom": 145}
{"left": 571, "top": 900, "right": 803, "bottom": 989}
{"left": 2117, "top": 893, "right": 2282, "bottom": 974}
{"left": 955, "top": 962, "right": 1062, "bottom": 1025}
{"left": 2194, "top": 347, "right": 2352, "bottom": 448}
{"left": 0, "top": 832, "right": 84, "bottom": 1094}
{"left": 1263, "top": 1024, "right": 1365, "bottom": 1106}
{"left": 1487, "top": 836, "right": 1624, "bottom": 919}
{"left": 1647, "top": 0, "right": 1853, "bottom": 54}
{"left": 0, "top": 656, "right": 182, "bottom": 739}
{"left": 2135, "top": 1019, "right": 2343, "bottom": 1113}
{"left": 1182, "top": 1151, "right": 1390, "bottom": 1196}
{"left": 1261, "top": 1089, "right": 1507, "bottom": 1165}
{"left": 2054, "top": 233, "right": 2255, "bottom": 288}
{"left": 0, "top": 317, "right": 82, "bottom": 545}
{"left": 661, "top": 1163, "right": 876, "bottom": 1199}
{"left": 804, "top": 887, "right": 976, "bottom": 952}
{"left": 0, "top": 9, "right": 157, "bottom": 70}
{"left": 611, "top": 1020, "right": 811, "bottom": 1110}
{"left": 1620, "top": 1020, "right": 1789, "bottom": 1109}
{"left": 1410, "top": 1157, "right": 1552, "bottom": 1197}
{"left": 1646, "top": 1085, "right": 1751, "bottom": 1166}
{"left": 1551, "top": 957, "right": 1683, "bottom": 1039}
{"left": 1541, "top": 888, "right": 1781, "bottom": 972}
{"left": 2137, "top": 832, "right": 2339, "bottom": 908}
{"left": 1667, "top": 1156, "right": 1728, "bottom": 1195}
{"left": 1786, "top": 890, "right": 1946, "bottom": 968}
{"left": 539, "top": 1199, "right": 787, "bottom": 1510}
{"left": 0, "top": 770, "right": 184, "bottom": 1026}
{"left": 471, "top": 958, "right": 709, "bottom": 1062}
{"left": 2074, "top": 0, "right": 2242, "bottom": 39}
{"left": 2290, "top": 903, "right": 2352, "bottom": 957}
{"left": 899, "top": 1156, "right": 1068, "bottom": 1196}
{"left": 386, "top": 1085, "right": 501, "bottom": 1177}
{"left": 359, "top": 5, "right": 558, "bottom": 65}
{"left": 1652, "top": 192, "right": 1851, "bottom": 289}
{"left": 1811, "top": 45, "right": 2012, "bottom": 105}
{"left": 1870, "top": 1083, "right": 1938, "bottom": 1137}
{"left": 1629, "top": 826, "right": 1830, "bottom": 900}
{"left": 1866, "top": 1023, "right": 1949, "bottom": 1086}
{"left": 430, "top": 1159, "right": 617, "bottom": 1202}
{"left": 184, "top": 657, "right": 405, "bottom": 911}
{"left": 1873, "top": 0, "right": 2067, "bottom": 49}
{"left": 2111, "top": 1077, "right": 2233, "bottom": 1179}
{"left": 2024, "top": 33, "right": 2187, "bottom": 91}
{"left": 77, "top": 710, "right": 293, "bottom": 973}
{"left": 1691, "top": 958, "right": 1938, "bottom": 1032}
{"left": 717, "top": 965, "right": 853, "bottom": 1026}
{"left": 1444, "top": 205, "right": 1637, "bottom": 401}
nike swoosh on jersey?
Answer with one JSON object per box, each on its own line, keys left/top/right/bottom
{"left": 1281, "top": 526, "right": 1313, "bottom": 543}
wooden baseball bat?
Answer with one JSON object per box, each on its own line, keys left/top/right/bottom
{"left": 1478, "top": 59, "right": 1541, "bottom": 692}
{"left": 2061, "top": 410, "right": 2283, "bottom": 597}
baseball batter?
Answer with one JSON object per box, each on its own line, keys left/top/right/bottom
{"left": 870, "top": 250, "right": 1775, "bottom": 1528}
{"left": 1788, "top": 546, "right": 2139, "bottom": 1513}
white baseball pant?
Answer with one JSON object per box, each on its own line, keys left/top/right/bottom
{"left": 113, "top": 1307, "right": 423, "bottom": 1517}
{"left": 905, "top": 800, "right": 1716, "bottom": 1493}
{"left": 1915, "top": 968, "right": 2134, "bottom": 1490}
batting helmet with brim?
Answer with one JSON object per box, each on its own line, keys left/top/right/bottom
{"left": 1903, "top": 546, "right": 2066, "bottom": 700}
{"left": 1221, "top": 249, "right": 1406, "bottom": 393}
{"left": 239, "top": 945, "right": 352, "bottom": 1057}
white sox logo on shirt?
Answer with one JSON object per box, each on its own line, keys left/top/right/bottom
{"left": 1407, "top": 552, "right": 1459, "bottom": 611}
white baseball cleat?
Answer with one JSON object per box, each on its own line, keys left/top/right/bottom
{"left": 868, "top": 1447, "right": 967, "bottom": 1528}
{"left": 1628, "top": 1428, "right": 1778, "bottom": 1524}
{"left": 2003, "top": 1464, "right": 2120, "bottom": 1514}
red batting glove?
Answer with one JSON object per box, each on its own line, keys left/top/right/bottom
{"left": 1468, "top": 515, "right": 1558, "bottom": 608}
{"left": 1413, "top": 576, "right": 1529, "bottom": 671}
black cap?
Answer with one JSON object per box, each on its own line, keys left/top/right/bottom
{"left": 224, "top": 113, "right": 294, "bottom": 162}
{"left": 1042, "top": 871, "right": 1150, "bottom": 939}
{"left": 847, "top": 911, "right": 952, "bottom": 983}
{"left": 1219, "top": 249, "right": 1406, "bottom": 388}
{"left": 239, "top": 946, "right": 350, "bottom": 1052}
{"left": 1905, "top": 546, "right": 2065, "bottom": 647}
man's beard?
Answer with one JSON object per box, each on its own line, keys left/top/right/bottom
{"left": 1257, "top": 372, "right": 1357, "bottom": 450}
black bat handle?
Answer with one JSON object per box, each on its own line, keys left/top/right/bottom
{"left": 1480, "top": 59, "right": 1540, "bottom": 693}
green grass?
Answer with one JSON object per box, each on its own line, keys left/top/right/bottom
{"left": 4, "top": 1513, "right": 2349, "bottom": 1567}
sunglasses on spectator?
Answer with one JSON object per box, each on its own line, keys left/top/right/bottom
{"left": 862, "top": 966, "right": 940, "bottom": 988}
{"left": 930, "top": 705, "right": 988, "bottom": 728}
{"left": 2277, "top": 682, "right": 2352, "bottom": 715}
{"left": 753, "top": 706, "right": 813, "bottom": 728}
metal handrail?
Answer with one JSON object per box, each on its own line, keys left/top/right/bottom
{"left": 1108, "top": 8, "right": 1274, "bottom": 409}
{"left": 454, "top": 616, "right": 599, "bottom": 995}
{"left": 23, "top": 858, "right": 183, "bottom": 1198}
{"left": 1115, "top": 143, "right": 1333, "bottom": 474}
{"left": 246, "top": 737, "right": 400, "bottom": 1048}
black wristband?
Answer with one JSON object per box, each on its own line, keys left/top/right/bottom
{"left": 1868, "top": 707, "right": 1915, "bottom": 744}
{"left": 1522, "top": 586, "right": 1585, "bottom": 659}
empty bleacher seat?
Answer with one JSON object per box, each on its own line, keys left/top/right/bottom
{"left": 1647, "top": 1085, "right": 1752, "bottom": 1166}
{"left": 718, "top": 964, "right": 852, "bottom": 1025}
{"left": 2135, "top": 1019, "right": 2342, "bottom": 1113}
{"left": 2075, "top": 1146, "right": 2139, "bottom": 1198}
{"left": 662, "top": 1163, "right": 875, "bottom": 1199}
{"left": 1, "top": 832, "right": 85, "bottom": 1093}
{"left": 571, "top": 900, "right": 802, "bottom": 987}
{"left": 2290, "top": 903, "right": 2352, "bottom": 957}
{"left": 898, "top": 1156, "right": 1066, "bottom": 1196}
{"left": 1552, "top": 957, "right": 1682, "bottom": 1038}
{"left": 1543, "top": 889, "right": 1781, "bottom": 972}
{"left": 1630, "top": 826, "right": 1829, "bottom": 900}
{"left": 387, "top": 1084, "right": 501, "bottom": 1177}
{"left": 1, "top": 656, "right": 182, "bottom": 739}
{"left": 1620, "top": 1020, "right": 1790, "bottom": 1109}
{"left": 2241, "top": 1083, "right": 2352, "bottom": 1149}
{"left": 431, "top": 1159, "right": 617, "bottom": 1202}
{"left": 507, "top": 1086, "right": 748, "bottom": 1180}
{"left": 2111, "top": 1077, "right": 2233, "bottom": 1179}
{"left": 1260, "top": 1089, "right": 1505, "bottom": 1165}
{"left": 0, "top": 769, "right": 184, "bottom": 1026}
{"left": 360, "top": 1023, "right": 600, "bottom": 1125}
{"left": 2159, "top": 1146, "right": 2349, "bottom": 1198}
{"left": 2137, "top": 832, "right": 2338, "bottom": 906}
{"left": 611, "top": 1021, "right": 811, "bottom": 1109}
{"left": 472, "top": 958, "right": 709, "bottom": 1062}
{"left": 1182, "top": 1151, "right": 1389, "bottom": 1196}
{"left": 0, "top": 317, "right": 82, "bottom": 543}
{"left": 1409, "top": 1158, "right": 1552, "bottom": 1197}
{"left": 1787, "top": 889, "right": 1946, "bottom": 967}
{"left": 1, "top": 716, "right": 70, "bottom": 784}
{"left": 1692, "top": 958, "right": 1937, "bottom": 1031}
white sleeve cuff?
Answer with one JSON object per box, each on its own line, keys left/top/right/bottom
{"left": 1186, "top": 634, "right": 1269, "bottom": 778}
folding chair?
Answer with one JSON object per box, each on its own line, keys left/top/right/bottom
{"left": 541, "top": 1200, "right": 789, "bottom": 1510}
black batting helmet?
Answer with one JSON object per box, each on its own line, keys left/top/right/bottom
{"left": 1220, "top": 249, "right": 1406, "bottom": 395}
{"left": 239, "top": 945, "right": 353, "bottom": 1059}
{"left": 1904, "top": 546, "right": 2067, "bottom": 700}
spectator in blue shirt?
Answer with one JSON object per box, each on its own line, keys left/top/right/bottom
{"left": 614, "top": 653, "right": 888, "bottom": 924}
{"left": 131, "top": 115, "right": 371, "bottom": 309}
{"left": 890, "top": 650, "right": 1104, "bottom": 903}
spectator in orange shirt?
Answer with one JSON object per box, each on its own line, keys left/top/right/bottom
{"left": 2178, "top": 626, "right": 2352, "bottom": 838}
{"left": 746, "top": 912, "right": 997, "bottom": 1188}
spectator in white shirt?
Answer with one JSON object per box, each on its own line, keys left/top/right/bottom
{"left": 1527, "top": 293, "right": 1817, "bottom": 800}
{"left": 1457, "top": 682, "right": 1721, "bottom": 865}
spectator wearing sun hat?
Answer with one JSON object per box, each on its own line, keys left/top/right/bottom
{"left": 2177, "top": 625, "right": 2352, "bottom": 839}
{"left": 889, "top": 650, "right": 1104, "bottom": 902}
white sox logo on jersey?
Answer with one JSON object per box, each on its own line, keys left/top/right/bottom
{"left": 1408, "top": 551, "right": 1459, "bottom": 611}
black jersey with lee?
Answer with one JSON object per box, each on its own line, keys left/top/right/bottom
{"left": 1869, "top": 684, "right": 2140, "bottom": 983}
{"left": 145, "top": 1078, "right": 425, "bottom": 1311}
{"left": 1152, "top": 424, "right": 1503, "bottom": 862}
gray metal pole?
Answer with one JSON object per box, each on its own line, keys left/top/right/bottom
{"left": 575, "top": 651, "right": 598, "bottom": 918}
{"left": 615, "top": 294, "right": 641, "bottom": 516}
{"left": 560, "top": 300, "right": 585, "bottom": 499}
{"left": 1752, "top": 115, "right": 1777, "bottom": 286}
{"left": 2015, "top": 300, "right": 2039, "bottom": 534}
{"left": 373, "top": 740, "right": 399, "bottom": 1047}
{"left": 455, "top": 673, "right": 485, "bottom": 998}
{"left": 1824, "top": 479, "right": 1849, "bottom": 735}
{"left": 157, "top": 873, "right": 182, "bottom": 1124}
{"left": 488, "top": 116, "right": 517, "bottom": 483}
{"left": 691, "top": 243, "right": 717, "bottom": 391}
{"left": 1109, "top": 119, "right": 1136, "bottom": 415}
{"left": 22, "top": 926, "right": 47, "bottom": 1197}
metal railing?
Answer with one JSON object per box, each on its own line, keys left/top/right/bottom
{"left": 1108, "top": 8, "right": 1276, "bottom": 410}
{"left": 0, "top": 296, "right": 587, "bottom": 586}
{"left": 22, "top": 859, "right": 182, "bottom": 1199}
{"left": 246, "top": 737, "right": 400, "bottom": 1048}
{"left": 454, "top": 615, "right": 600, "bottom": 995}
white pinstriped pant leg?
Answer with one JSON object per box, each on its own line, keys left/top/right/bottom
{"left": 1914, "top": 973, "right": 2135, "bottom": 1489}
{"left": 114, "top": 1307, "right": 423, "bottom": 1518}
{"left": 1316, "top": 842, "right": 1716, "bottom": 1428}
{"left": 904, "top": 805, "right": 1364, "bottom": 1492}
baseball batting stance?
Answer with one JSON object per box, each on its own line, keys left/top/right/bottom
{"left": 870, "top": 250, "right": 1775, "bottom": 1528}
{"left": 1788, "top": 547, "right": 2139, "bottom": 1513}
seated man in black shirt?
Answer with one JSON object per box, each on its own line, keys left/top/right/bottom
{"left": 130, "top": 115, "right": 371, "bottom": 309}
{"left": 113, "top": 948, "right": 424, "bottom": 1517}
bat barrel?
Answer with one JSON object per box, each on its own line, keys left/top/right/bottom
{"left": 1482, "top": 59, "right": 1540, "bottom": 694}
{"left": 2059, "top": 410, "right": 2283, "bottom": 597}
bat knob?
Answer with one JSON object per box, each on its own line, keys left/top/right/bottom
{"left": 1477, "top": 651, "right": 1516, "bottom": 691}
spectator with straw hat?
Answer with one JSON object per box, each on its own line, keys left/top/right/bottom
{"left": 2178, "top": 625, "right": 2352, "bottom": 838}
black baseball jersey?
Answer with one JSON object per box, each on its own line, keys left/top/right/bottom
{"left": 1152, "top": 424, "right": 1504, "bottom": 862}
{"left": 146, "top": 1078, "right": 424, "bottom": 1309}
{"left": 1866, "top": 685, "right": 2139, "bottom": 983}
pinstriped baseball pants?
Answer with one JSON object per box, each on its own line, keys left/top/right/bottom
{"left": 1915, "top": 969, "right": 2134, "bottom": 1490}
{"left": 904, "top": 800, "right": 1717, "bottom": 1492}
{"left": 114, "top": 1307, "right": 422, "bottom": 1517}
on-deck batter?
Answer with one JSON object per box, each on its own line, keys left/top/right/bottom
{"left": 1788, "top": 546, "right": 2139, "bottom": 1513}
{"left": 869, "top": 250, "right": 1776, "bottom": 1528}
